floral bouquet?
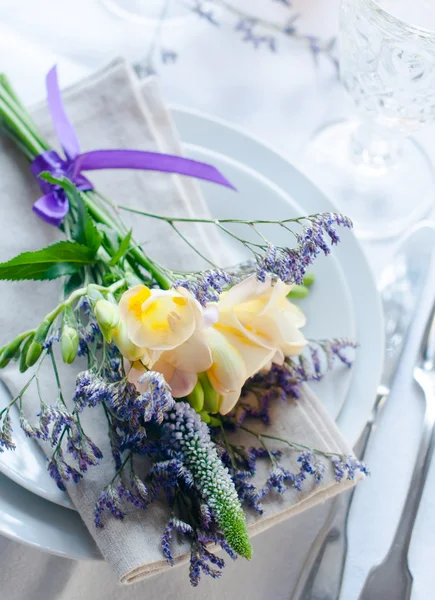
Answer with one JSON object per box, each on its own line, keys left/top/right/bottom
{"left": 0, "top": 67, "right": 365, "bottom": 585}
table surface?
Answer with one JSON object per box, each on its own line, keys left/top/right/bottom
{"left": 0, "top": 1, "right": 434, "bottom": 599}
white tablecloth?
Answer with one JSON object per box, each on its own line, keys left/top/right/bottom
{"left": 0, "top": 1, "right": 434, "bottom": 599}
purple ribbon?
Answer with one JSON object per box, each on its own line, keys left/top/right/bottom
{"left": 31, "top": 66, "right": 236, "bottom": 227}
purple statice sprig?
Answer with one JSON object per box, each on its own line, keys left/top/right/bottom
{"left": 315, "top": 338, "right": 359, "bottom": 370}
{"left": 47, "top": 448, "right": 83, "bottom": 491}
{"left": 119, "top": 209, "right": 352, "bottom": 292}
{"left": 161, "top": 517, "right": 194, "bottom": 565}
{"left": 236, "top": 337, "right": 358, "bottom": 426}
{"left": 94, "top": 451, "right": 152, "bottom": 528}
{"left": 66, "top": 424, "right": 103, "bottom": 472}
{"left": 186, "top": 1, "right": 338, "bottom": 69}
{"left": 258, "top": 450, "right": 326, "bottom": 497}
{"left": 256, "top": 213, "right": 352, "bottom": 285}
{"left": 74, "top": 364, "right": 174, "bottom": 430}
{"left": 216, "top": 424, "right": 366, "bottom": 512}
{"left": 19, "top": 401, "right": 74, "bottom": 445}
{"left": 235, "top": 17, "right": 277, "bottom": 52}
{"left": 190, "top": 0, "right": 220, "bottom": 26}
{"left": 0, "top": 409, "right": 15, "bottom": 452}
{"left": 238, "top": 425, "right": 368, "bottom": 489}
{"left": 331, "top": 455, "right": 369, "bottom": 482}
{"left": 173, "top": 269, "right": 233, "bottom": 306}
{"left": 161, "top": 515, "right": 237, "bottom": 586}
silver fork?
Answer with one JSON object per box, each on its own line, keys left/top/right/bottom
{"left": 358, "top": 296, "right": 435, "bottom": 600}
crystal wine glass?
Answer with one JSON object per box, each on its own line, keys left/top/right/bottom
{"left": 304, "top": 0, "right": 435, "bottom": 240}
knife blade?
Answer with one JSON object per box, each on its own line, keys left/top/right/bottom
{"left": 291, "top": 221, "right": 435, "bottom": 600}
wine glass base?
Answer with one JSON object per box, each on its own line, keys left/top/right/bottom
{"left": 302, "top": 121, "right": 435, "bottom": 240}
{"left": 100, "top": 0, "right": 190, "bottom": 24}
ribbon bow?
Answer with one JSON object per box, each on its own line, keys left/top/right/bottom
{"left": 31, "top": 67, "right": 235, "bottom": 227}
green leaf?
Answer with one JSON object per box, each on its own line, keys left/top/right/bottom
{"left": 0, "top": 241, "right": 97, "bottom": 281}
{"left": 97, "top": 223, "right": 119, "bottom": 254}
{"left": 39, "top": 172, "right": 101, "bottom": 253}
{"left": 108, "top": 230, "right": 132, "bottom": 266}
{"left": 63, "top": 270, "right": 84, "bottom": 296}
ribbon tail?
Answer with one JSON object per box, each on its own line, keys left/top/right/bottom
{"left": 33, "top": 193, "right": 69, "bottom": 227}
{"left": 72, "top": 150, "right": 237, "bottom": 191}
{"left": 46, "top": 66, "right": 81, "bottom": 161}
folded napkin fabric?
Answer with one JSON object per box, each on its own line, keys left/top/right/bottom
{"left": 0, "top": 58, "right": 360, "bottom": 584}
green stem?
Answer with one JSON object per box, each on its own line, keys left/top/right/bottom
{"left": 257, "top": 435, "right": 278, "bottom": 467}
{"left": 83, "top": 193, "right": 171, "bottom": 289}
{"left": 0, "top": 81, "right": 48, "bottom": 150}
{"left": 169, "top": 222, "right": 217, "bottom": 268}
{"left": 219, "top": 421, "right": 237, "bottom": 470}
{"left": 238, "top": 424, "right": 340, "bottom": 460}
{"left": 0, "top": 374, "right": 36, "bottom": 418}
{"left": 0, "top": 96, "right": 43, "bottom": 157}
{"left": 117, "top": 205, "right": 311, "bottom": 227}
{"left": 53, "top": 426, "right": 69, "bottom": 457}
{"left": 49, "top": 348, "right": 67, "bottom": 408}
{"left": 110, "top": 451, "right": 133, "bottom": 484}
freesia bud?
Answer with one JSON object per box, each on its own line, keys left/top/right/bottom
{"left": 26, "top": 341, "right": 43, "bottom": 367}
{"left": 19, "top": 335, "right": 35, "bottom": 373}
{"left": 303, "top": 272, "right": 315, "bottom": 287}
{"left": 112, "top": 320, "right": 145, "bottom": 361}
{"left": 208, "top": 415, "right": 221, "bottom": 428}
{"left": 187, "top": 380, "right": 204, "bottom": 413}
{"left": 199, "top": 372, "right": 220, "bottom": 414}
{"left": 61, "top": 325, "right": 79, "bottom": 364}
{"left": 287, "top": 284, "right": 309, "bottom": 299}
{"left": 94, "top": 299, "right": 120, "bottom": 343}
{"left": 0, "top": 336, "right": 25, "bottom": 368}
{"left": 199, "top": 410, "right": 211, "bottom": 423}
{"left": 26, "top": 317, "right": 53, "bottom": 367}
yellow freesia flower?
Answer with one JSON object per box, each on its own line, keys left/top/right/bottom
{"left": 118, "top": 285, "right": 204, "bottom": 351}
{"left": 119, "top": 277, "right": 306, "bottom": 413}
{"left": 120, "top": 286, "right": 217, "bottom": 397}
{"left": 126, "top": 329, "right": 213, "bottom": 398}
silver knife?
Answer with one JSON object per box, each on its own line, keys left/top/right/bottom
{"left": 290, "top": 222, "right": 435, "bottom": 600}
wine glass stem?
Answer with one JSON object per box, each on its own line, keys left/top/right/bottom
{"left": 349, "top": 123, "right": 404, "bottom": 169}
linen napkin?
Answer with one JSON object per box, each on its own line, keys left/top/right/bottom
{"left": 0, "top": 58, "right": 360, "bottom": 584}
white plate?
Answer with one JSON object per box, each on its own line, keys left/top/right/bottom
{"left": 0, "top": 107, "right": 383, "bottom": 559}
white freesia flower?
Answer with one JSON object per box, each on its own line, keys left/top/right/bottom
{"left": 119, "top": 277, "right": 306, "bottom": 411}
{"left": 207, "top": 275, "right": 307, "bottom": 415}
{"left": 120, "top": 286, "right": 217, "bottom": 397}
{"left": 217, "top": 275, "right": 307, "bottom": 358}
{"left": 118, "top": 285, "right": 204, "bottom": 350}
